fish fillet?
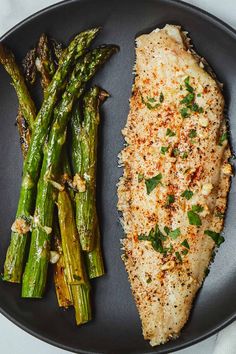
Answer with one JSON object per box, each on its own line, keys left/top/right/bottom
{"left": 117, "top": 25, "right": 232, "bottom": 346}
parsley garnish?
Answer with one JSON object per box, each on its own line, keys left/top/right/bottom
{"left": 181, "top": 190, "right": 193, "bottom": 200}
{"left": 204, "top": 230, "right": 225, "bottom": 247}
{"left": 169, "top": 228, "right": 181, "bottom": 239}
{"left": 138, "top": 225, "right": 168, "bottom": 254}
{"left": 175, "top": 251, "right": 182, "bottom": 263}
{"left": 164, "top": 226, "right": 170, "bottom": 235}
{"left": 180, "top": 107, "right": 190, "bottom": 118}
{"left": 166, "top": 128, "right": 176, "bottom": 137}
{"left": 141, "top": 95, "right": 160, "bottom": 110}
{"left": 189, "top": 129, "right": 197, "bottom": 138}
{"left": 180, "top": 77, "right": 203, "bottom": 118}
{"left": 184, "top": 76, "right": 194, "bottom": 93}
{"left": 192, "top": 204, "right": 204, "bottom": 213}
{"left": 215, "top": 211, "right": 224, "bottom": 219}
{"left": 182, "top": 151, "right": 188, "bottom": 159}
{"left": 197, "top": 93, "right": 201, "bottom": 97}
{"left": 161, "top": 146, "right": 169, "bottom": 155}
{"left": 166, "top": 194, "right": 175, "bottom": 205}
{"left": 145, "top": 173, "right": 162, "bottom": 195}
{"left": 181, "top": 249, "right": 188, "bottom": 255}
{"left": 159, "top": 92, "right": 164, "bottom": 102}
{"left": 187, "top": 210, "right": 202, "bottom": 226}
{"left": 181, "top": 239, "right": 190, "bottom": 249}
{"left": 146, "top": 277, "right": 152, "bottom": 283}
{"left": 218, "top": 132, "right": 228, "bottom": 146}
{"left": 138, "top": 173, "right": 144, "bottom": 182}
{"left": 173, "top": 148, "right": 180, "bottom": 156}
{"left": 180, "top": 93, "right": 194, "bottom": 105}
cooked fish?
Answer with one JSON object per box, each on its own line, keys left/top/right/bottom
{"left": 117, "top": 24, "right": 231, "bottom": 346}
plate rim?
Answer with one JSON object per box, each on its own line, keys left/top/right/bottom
{"left": 0, "top": 0, "right": 236, "bottom": 353}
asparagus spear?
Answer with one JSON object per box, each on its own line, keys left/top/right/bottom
{"left": 85, "top": 219, "right": 104, "bottom": 279}
{"left": 71, "top": 87, "right": 108, "bottom": 252}
{"left": 21, "top": 46, "right": 118, "bottom": 297}
{"left": 52, "top": 214, "right": 73, "bottom": 308}
{"left": 71, "top": 283, "right": 91, "bottom": 325}
{"left": 22, "top": 48, "right": 37, "bottom": 85}
{"left": 0, "top": 43, "right": 36, "bottom": 130}
{"left": 59, "top": 149, "right": 92, "bottom": 323}
{"left": 3, "top": 29, "right": 99, "bottom": 283}
{"left": 57, "top": 191, "right": 86, "bottom": 285}
{"left": 16, "top": 48, "right": 37, "bottom": 158}
{"left": 36, "top": 34, "right": 56, "bottom": 91}
{"left": 35, "top": 36, "right": 74, "bottom": 307}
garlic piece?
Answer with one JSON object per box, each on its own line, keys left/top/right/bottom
{"left": 73, "top": 173, "right": 86, "bottom": 192}
{"left": 201, "top": 204, "right": 210, "bottom": 217}
{"left": 199, "top": 116, "right": 209, "bottom": 127}
{"left": 201, "top": 183, "right": 213, "bottom": 196}
{"left": 50, "top": 251, "right": 60, "bottom": 264}
{"left": 222, "top": 163, "right": 233, "bottom": 175}
{"left": 161, "top": 260, "right": 175, "bottom": 271}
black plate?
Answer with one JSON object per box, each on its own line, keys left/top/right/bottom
{"left": 0, "top": 0, "right": 236, "bottom": 353}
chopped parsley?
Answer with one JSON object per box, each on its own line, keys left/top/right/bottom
{"left": 181, "top": 249, "right": 189, "bottom": 255}
{"left": 189, "top": 129, "right": 197, "bottom": 138}
{"left": 181, "top": 190, "right": 193, "bottom": 200}
{"left": 164, "top": 226, "right": 170, "bottom": 235}
{"left": 138, "top": 173, "right": 144, "bottom": 182}
{"left": 187, "top": 210, "right": 202, "bottom": 226}
{"left": 180, "top": 107, "right": 190, "bottom": 118}
{"left": 146, "top": 277, "right": 152, "bottom": 283}
{"left": 145, "top": 173, "right": 162, "bottom": 195}
{"left": 184, "top": 76, "right": 194, "bottom": 93}
{"left": 218, "top": 132, "right": 228, "bottom": 146}
{"left": 161, "top": 146, "right": 169, "bottom": 155}
{"left": 181, "top": 239, "right": 190, "bottom": 249}
{"left": 173, "top": 148, "right": 180, "bottom": 157}
{"left": 182, "top": 151, "right": 188, "bottom": 159}
{"left": 179, "top": 77, "right": 203, "bottom": 118}
{"left": 192, "top": 204, "right": 204, "bottom": 213}
{"left": 180, "top": 93, "right": 194, "bottom": 105}
{"left": 159, "top": 92, "right": 164, "bottom": 103}
{"left": 141, "top": 95, "right": 160, "bottom": 110}
{"left": 175, "top": 251, "right": 182, "bottom": 263}
{"left": 138, "top": 225, "right": 168, "bottom": 254}
{"left": 166, "top": 128, "right": 176, "bottom": 137}
{"left": 197, "top": 93, "right": 202, "bottom": 97}
{"left": 215, "top": 211, "right": 224, "bottom": 219}
{"left": 204, "top": 230, "right": 225, "bottom": 247}
{"left": 169, "top": 228, "right": 181, "bottom": 239}
{"left": 166, "top": 194, "right": 175, "bottom": 205}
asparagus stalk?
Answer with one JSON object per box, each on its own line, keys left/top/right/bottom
{"left": 21, "top": 46, "right": 118, "bottom": 297}
{"left": 57, "top": 191, "right": 86, "bottom": 285}
{"left": 71, "top": 87, "right": 108, "bottom": 253}
{"left": 35, "top": 36, "right": 73, "bottom": 307}
{"left": 52, "top": 214, "right": 73, "bottom": 308}
{"left": 36, "top": 34, "right": 56, "bottom": 91}
{"left": 59, "top": 149, "right": 92, "bottom": 323}
{"left": 71, "top": 283, "right": 91, "bottom": 325}
{"left": 85, "top": 218, "right": 104, "bottom": 279}
{"left": 0, "top": 43, "right": 36, "bottom": 130}
{"left": 16, "top": 48, "right": 37, "bottom": 158}
{"left": 3, "top": 29, "right": 99, "bottom": 283}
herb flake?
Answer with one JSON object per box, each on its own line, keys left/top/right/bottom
{"left": 145, "top": 173, "right": 163, "bottom": 195}
{"left": 204, "top": 230, "right": 225, "bottom": 247}
{"left": 181, "top": 190, "right": 193, "bottom": 200}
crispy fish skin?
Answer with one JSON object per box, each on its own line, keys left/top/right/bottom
{"left": 117, "top": 25, "right": 231, "bottom": 346}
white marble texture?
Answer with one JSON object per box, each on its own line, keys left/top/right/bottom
{"left": 0, "top": 0, "right": 235, "bottom": 353}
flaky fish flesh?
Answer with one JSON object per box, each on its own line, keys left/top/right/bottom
{"left": 117, "top": 24, "right": 232, "bottom": 346}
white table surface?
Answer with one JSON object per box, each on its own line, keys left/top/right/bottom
{"left": 0, "top": 0, "right": 235, "bottom": 353}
